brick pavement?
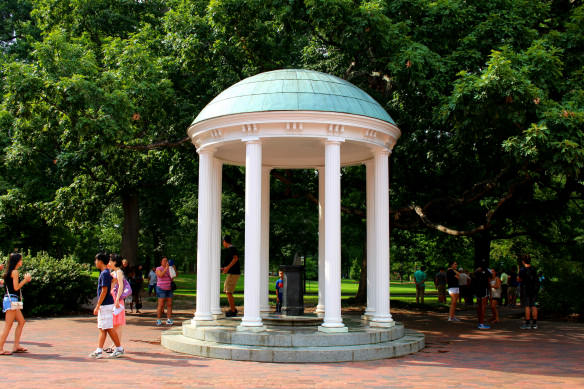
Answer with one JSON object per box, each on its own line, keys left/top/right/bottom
{"left": 0, "top": 305, "right": 582, "bottom": 388}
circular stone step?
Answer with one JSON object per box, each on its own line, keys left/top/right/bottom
{"left": 183, "top": 323, "right": 405, "bottom": 347}
{"left": 161, "top": 329, "right": 425, "bottom": 363}
{"left": 262, "top": 314, "right": 323, "bottom": 326}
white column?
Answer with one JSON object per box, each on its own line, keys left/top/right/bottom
{"left": 319, "top": 140, "right": 347, "bottom": 332}
{"left": 194, "top": 149, "right": 214, "bottom": 322}
{"left": 239, "top": 139, "right": 265, "bottom": 330}
{"left": 210, "top": 158, "right": 223, "bottom": 315}
{"left": 260, "top": 167, "right": 271, "bottom": 313}
{"left": 316, "top": 167, "right": 325, "bottom": 314}
{"left": 365, "top": 160, "right": 376, "bottom": 316}
{"left": 371, "top": 150, "right": 394, "bottom": 327}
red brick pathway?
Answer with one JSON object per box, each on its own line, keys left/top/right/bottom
{"left": 0, "top": 306, "right": 582, "bottom": 388}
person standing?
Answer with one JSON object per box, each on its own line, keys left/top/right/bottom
{"left": 414, "top": 266, "right": 427, "bottom": 304}
{"left": 447, "top": 261, "right": 460, "bottom": 322}
{"left": 474, "top": 266, "right": 491, "bottom": 330}
{"left": 508, "top": 268, "right": 518, "bottom": 307}
{"left": 434, "top": 268, "right": 447, "bottom": 303}
{"left": 155, "top": 257, "right": 174, "bottom": 326}
{"left": 275, "top": 270, "right": 284, "bottom": 313}
{"left": 500, "top": 270, "right": 509, "bottom": 306}
{"left": 0, "top": 253, "right": 32, "bottom": 355}
{"left": 147, "top": 266, "right": 157, "bottom": 297}
{"left": 458, "top": 268, "right": 469, "bottom": 305}
{"left": 89, "top": 253, "right": 123, "bottom": 359}
{"left": 489, "top": 269, "right": 502, "bottom": 324}
{"left": 132, "top": 265, "right": 144, "bottom": 314}
{"left": 221, "top": 235, "right": 240, "bottom": 317}
{"left": 518, "top": 255, "right": 539, "bottom": 329}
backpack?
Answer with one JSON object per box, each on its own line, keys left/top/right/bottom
{"left": 113, "top": 278, "right": 133, "bottom": 300}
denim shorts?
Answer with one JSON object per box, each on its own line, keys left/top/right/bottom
{"left": 2, "top": 294, "right": 18, "bottom": 313}
{"left": 156, "top": 286, "right": 173, "bottom": 299}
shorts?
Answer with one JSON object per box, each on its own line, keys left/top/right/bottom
{"left": 521, "top": 293, "right": 537, "bottom": 308}
{"left": 224, "top": 274, "right": 240, "bottom": 294}
{"left": 97, "top": 304, "right": 114, "bottom": 330}
{"left": 476, "top": 288, "right": 489, "bottom": 299}
{"left": 448, "top": 287, "right": 460, "bottom": 295}
{"left": 2, "top": 294, "right": 18, "bottom": 313}
{"left": 156, "top": 287, "right": 173, "bottom": 299}
{"left": 437, "top": 285, "right": 446, "bottom": 295}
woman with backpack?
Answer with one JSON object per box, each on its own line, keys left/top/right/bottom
{"left": 0, "top": 253, "right": 32, "bottom": 355}
{"left": 106, "top": 254, "right": 130, "bottom": 353}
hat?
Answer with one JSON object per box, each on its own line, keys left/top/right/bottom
{"left": 459, "top": 267, "right": 464, "bottom": 271}
{"left": 169, "top": 259, "right": 175, "bottom": 266}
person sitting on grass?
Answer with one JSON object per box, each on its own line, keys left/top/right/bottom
{"left": 89, "top": 252, "right": 124, "bottom": 359}
{"left": 0, "top": 253, "right": 32, "bottom": 356}
{"left": 275, "top": 270, "right": 284, "bottom": 313}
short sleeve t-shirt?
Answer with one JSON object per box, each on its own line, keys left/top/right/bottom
{"left": 221, "top": 246, "right": 240, "bottom": 275}
{"left": 156, "top": 266, "right": 172, "bottom": 291}
{"left": 97, "top": 269, "right": 114, "bottom": 305}
{"left": 519, "top": 266, "right": 538, "bottom": 296}
{"left": 435, "top": 272, "right": 447, "bottom": 286}
{"left": 275, "top": 279, "right": 283, "bottom": 296}
{"left": 414, "top": 270, "right": 427, "bottom": 286}
{"left": 500, "top": 273, "right": 508, "bottom": 285}
{"left": 148, "top": 270, "right": 157, "bottom": 285}
{"left": 446, "top": 269, "right": 459, "bottom": 288}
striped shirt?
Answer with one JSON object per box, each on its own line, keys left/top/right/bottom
{"left": 156, "top": 266, "right": 172, "bottom": 291}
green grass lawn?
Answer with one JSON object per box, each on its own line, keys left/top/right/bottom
{"left": 92, "top": 271, "right": 444, "bottom": 307}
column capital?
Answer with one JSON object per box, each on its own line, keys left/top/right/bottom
{"left": 324, "top": 137, "right": 345, "bottom": 145}
{"left": 198, "top": 148, "right": 215, "bottom": 156}
{"left": 242, "top": 137, "right": 262, "bottom": 144}
{"left": 374, "top": 148, "right": 390, "bottom": 157}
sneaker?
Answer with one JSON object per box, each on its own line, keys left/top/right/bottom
{"left": 156, "top": 319, "right": 162, "bottom": 326}
{"left": 531, "top": 323, "right": 538, "bottom": 329}
{"left": 166, "top": 319, "right": 174, "bottom": 326}
{"left": 520, "top": 323, "right": 531, "bottom": 330}
{"left": 478, "top": 324, "right": 491, "bottom": 330}
{"left": 108, "top": 349, "right": 125, "bottom": 358}
{"left": 448, "top": 317, "right": 460, "bottom": 322}
{"left": 89, "top": 350, "right": 104, "bottom": 359}
{"left": 225, "top": 310, "right": 236, "bottom": 317}
{"left": 103, "top": 347, "right": 114, "bottom": 354}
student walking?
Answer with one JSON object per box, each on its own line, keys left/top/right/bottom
{"left": 89, "top": 253, "right": 123, "bottom": 359}
{"left": 0, "top": 253, "right": 32, "bottom": 355}
{"left": 105, "top": 254, "right": 126, "bottom": 353}
{"left": 414, "top": 266, "right": 427, "bottom": 304}
{"left": 156, "top": 257, "right": 174, "bottom": 326}
{"left": 446, "top": 261, "right": 460, "bottom": 322}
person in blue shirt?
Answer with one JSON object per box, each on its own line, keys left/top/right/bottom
{"left": 89, "top": 252, "right": 124, "bottom": 359}
{"left": 275, "top": 270, "right": 284, "bottom": 313}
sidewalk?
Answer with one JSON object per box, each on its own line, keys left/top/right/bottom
{"left": 0, "top": 305, "right": 582, "bottom": 388}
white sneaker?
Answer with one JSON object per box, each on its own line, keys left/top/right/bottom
{"left": 166, "top": 319, "right": 174, "bottom": 325}
{"left": 89, "top": 350, "right": 103, "bottom": 359}
{"left": 109, "top": 348, "right": 125, "bottom": 358}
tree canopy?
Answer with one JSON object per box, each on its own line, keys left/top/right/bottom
{"left": 1, "top": 0, "right": 583, "bottom": 308}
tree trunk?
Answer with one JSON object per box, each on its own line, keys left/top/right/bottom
{"left": 121, "top": 192, "right": 140, "bottom": 266}
{"left": 355, "top": 232, "right": 367, "bottom": 304}
{"left": 473, "top": 232, "right": 491, "bottom": 270}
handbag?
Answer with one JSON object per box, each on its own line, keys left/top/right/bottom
{"left": 113, "top": 278, "right": 133, "bottom": 300}
{"left": 4, "top": 286, "right": 23, "bottom": 310}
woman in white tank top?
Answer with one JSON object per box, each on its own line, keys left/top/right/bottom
{"left": 490, "top": 269, "right": 502, "bottom": 323}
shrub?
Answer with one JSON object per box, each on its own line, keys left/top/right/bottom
{"left": 8, "top": 252, "right": 94, "bottom": 316}
{"left": 538, "top": 276, "right": 584, "bottom": 317}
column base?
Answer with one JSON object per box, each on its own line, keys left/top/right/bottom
{"left": 236, "top": 325, "right": 267, "bottom": 333}
{"left": 191, "top": 318, "right": 221, "bottom": 327}
{"left": 211, "top": 308, "right": 223, "bottom": 315}
{"left": 318, "top": 324, "right": 348, "bottom": 333}
{"left": 260, "top": 306, "right": 271, "bottom": 313}
{"left": 369, "top": 316, "right": 395, "bottom": 328}
{"left": 315, "top": 304, "right": 325, "bottom": 313}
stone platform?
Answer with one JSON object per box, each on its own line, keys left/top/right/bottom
{"left": 161, "top": 315, "right": 425, "bottom": 363}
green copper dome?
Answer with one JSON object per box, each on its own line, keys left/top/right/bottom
{"left": 192, "top": 69, "right": 395, "bottom": 125}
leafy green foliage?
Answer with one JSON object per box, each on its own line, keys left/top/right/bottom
{"left": 17, "top": 252, "right": 93, "bottom": 316}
